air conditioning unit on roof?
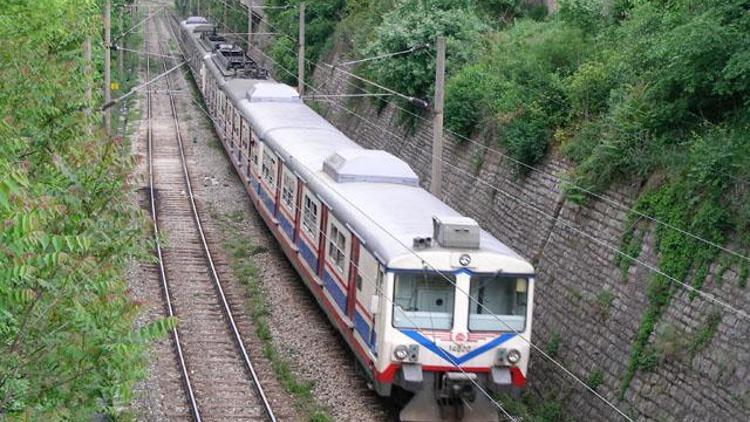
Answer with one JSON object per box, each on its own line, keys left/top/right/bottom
{"left": 432, "top": 216, "right": 480, "bottom": 249}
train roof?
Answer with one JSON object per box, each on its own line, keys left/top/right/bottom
{"left": 180, "top": 21, "right": 532, "bottom": 273}
{"left": 238, "top": 95, "right": 531, "bottom": 271}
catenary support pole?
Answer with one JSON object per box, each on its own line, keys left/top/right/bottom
{"left": 297, "top": 2, "right": 305, "bottom": 95}
{"left": 430, "top": 36, "right": 445, "bottom": 196}
{"left": 104, "top": 0, "right": 112, "bottom": 135}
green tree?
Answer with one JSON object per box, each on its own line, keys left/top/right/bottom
{"left": 0, "top": 0, "right": 167, "bottom": 418}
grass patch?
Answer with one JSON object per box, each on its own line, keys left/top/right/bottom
{"left": 215, "top": 210, "right": 331, "bottom": 421}
{"left": 545, "top": 331, "right": 560, "bottom": 359}
{"left": 494, "top": 391, "right": 571, "bottom": 422}
{"left": 586, "top": 368, "right": 604, "bottom": 391}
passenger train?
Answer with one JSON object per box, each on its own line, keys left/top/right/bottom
{"left": 178, "top": 16, "right": 535, "bottom": 422}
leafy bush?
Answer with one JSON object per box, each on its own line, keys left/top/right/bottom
{"left": 0, "top": 1, "right": 161, "bottom": 418}
{"left": 460, "top": 19, "right": 584, "bottom": 169}
{"left": 444, "top": 64, "right": 493, "bottom": 139}
{"left": 359, "top": 0, "right": 487, "bottom": 100}
{"left": 265, "top": 0, "right": 345, "bottom": 84}
{"left": 270, "top": 36, "right": 299, "bottom": 85}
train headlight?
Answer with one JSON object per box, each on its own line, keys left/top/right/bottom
{"left": 507, "top": 349, "right": 521, "bottom": 364}
{"left": 393, "top": 345, "right": 409, "bottom": 361}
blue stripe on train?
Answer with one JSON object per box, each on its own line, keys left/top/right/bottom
{"left": 298, "top": 238, "right": 317, "bottom": 271}
{"left": 400, "top": 330, "right": 516, "bottom": 365}
{"left": 278, "top": 212, "right": 294, "bottom": 239}
{"left": 354, "top": 310, "right": 376, "bottom": 351}
{"left": 323, "top": 270, "right": 347, "bottom": 313}
{"left": 258, "top": 185, "right": 275, "bottom": 213}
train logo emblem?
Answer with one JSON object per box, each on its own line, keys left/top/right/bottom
{"left": 459, "top": 254, "right": 471, "bottom": 266}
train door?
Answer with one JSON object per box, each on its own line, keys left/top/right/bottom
{"left": 299, "top": 187, "right": 321, "bottom": 274}
{"left": 345, "top": 236, "right": 361, "bottom": 323}
{"left": 352, "top": 247, "right": 380, "bottom": 353}
{"left": 278, "top": 165, "right": 297, "bottom": 241}
{"left": 233, "top": 109, "right": 241, "bottom": 162}
{"left": 323, "top": 214, "right": 350, "bottom": 316}
{"left": 249, "top": 131, "right": 259, "bottom": 185}
{"left": 242, "top": 120, "right": 251, "bottom": 180}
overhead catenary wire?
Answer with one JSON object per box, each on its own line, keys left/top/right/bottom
{"left": 249, "top": 10, "right": 750, "bottom": 268}
{"left": 114, "top": 5, "right": 166, "bottom": 41}
{"left": 334, "top": 44, "right": 430, "bottom": 67}
{"left": 112, "top": 44, "right": 183, "bottom": 59}
{"left": 235, "top": 43, "right": 637, "bottom": 421}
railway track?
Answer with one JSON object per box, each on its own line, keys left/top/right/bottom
{"left": 143, "top": 10, "right": 276, "bottom": 421}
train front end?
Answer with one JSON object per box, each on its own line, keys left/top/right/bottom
{"left": 376, "top": 217, "right": 534, "bottom": 422}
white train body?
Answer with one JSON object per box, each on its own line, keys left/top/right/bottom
{"left": 179, "top": 16, "right": 535, "bottom": 421}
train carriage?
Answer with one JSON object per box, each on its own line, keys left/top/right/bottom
{"left": 179, "top": 16, "right": 535, "bottom": 422}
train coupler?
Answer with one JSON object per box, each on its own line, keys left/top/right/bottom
{"left": 399, "top": 372, "right": 499, "bottom": 422}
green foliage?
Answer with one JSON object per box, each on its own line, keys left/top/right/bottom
{"left": 0, "top": 0, "right": 152, "bottom": 418}
{"left": 360, "top": 0, "right": 486, "bottom": 101}
{"left": 495, "top": 391, "right": 570, "bottom": 422}
{"left": 269, "top": 36, "right": 300, "bottom": 85}
{"left": 688, "top": 311, "right": 722, "bottom": 355}
{"left": 566, "top": 0, "right": 750, "bottom": 193}
{"left": 444, "top": 19, "right": 584, "bottom": 168}
{"left": 265, "top": 0, "right": 346, "bottom": 84}
{"left": 444, "top": 64, "right": 491, "bottom": 139}
{"left": 615, "top": 217, "right": 645, "bottom": 281}
{"left": 592, "top": 288, "right": 615, "bottom": 320}
{"left": 545, "top": 331, "right": 561, "bottom": 359}
{"left": 586, "top": 368, "right": 604, "bottom": 391}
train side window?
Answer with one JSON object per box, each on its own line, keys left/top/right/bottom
{"left": 281, "top": 168, "right": 296, "bottom": 213}
{"left": 301, "top": 192, "right": 319, "bottom": 241}
{"left": 251, "top": 135, "right": 260, "bottom": 171}
{"left": 225, "top": 99, "right": 232, "bottom": 130}
{"left": 218, "top": 92, "right": 224, "bottom": 118}
{"left": 242, "top": 119, "right": 250, "bottom": 149}
{"left": 261, "top": 147, "right": 277, "bottom": 187}
{"left": 327, "top": 219, "right": 348, "bottom": 277}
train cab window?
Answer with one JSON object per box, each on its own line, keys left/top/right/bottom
{"left": 281, "top": 170, "right": 296, "bottom": 212}
{"left": 301, "top": 193, "right": 319, "bottom": 240}
{"left": 261, "top": 148, "right": 277, "bottom": 187}
{"left": 468, "top": 275, "right": 528, "bottom": 332}
{"left": 327, "top": 222, "right": 348, "bottom": 275}
{"left": 393, "top": 273, "right": 455, "bottom": 330}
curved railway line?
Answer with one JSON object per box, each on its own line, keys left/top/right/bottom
{"left": 143, "top": 10, "right": 276, "bottom": 421}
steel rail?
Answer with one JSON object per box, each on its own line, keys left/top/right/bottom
{"left": 144, "top": 15, "right": 202, "bottom": 422}
{"left": 157, "top": 12, "right": 277, "bottom": 422}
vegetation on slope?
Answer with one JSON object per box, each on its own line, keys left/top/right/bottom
{"left": 260, "top": 0, "right": 750, "bottom": 404}
{"left": 0, "top": 1, "right": 168, "bottom": 418}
